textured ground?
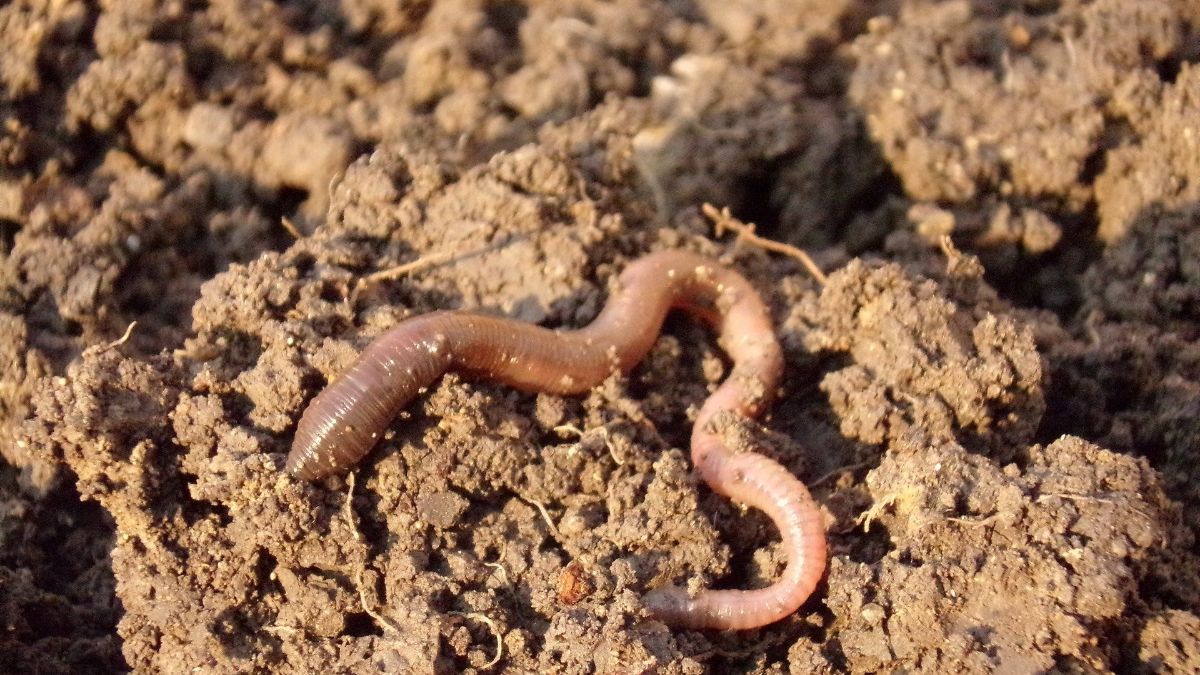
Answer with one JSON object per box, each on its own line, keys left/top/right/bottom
{"left": 2, "top": 0, "right": 1199, "bottom": 673}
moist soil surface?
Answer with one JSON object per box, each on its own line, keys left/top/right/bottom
{"left": 3, "top": 1, "right": 1200, "bottom": 673}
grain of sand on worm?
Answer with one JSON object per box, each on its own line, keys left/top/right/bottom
{"left": 286, "top": 249, "right": 827, "bottom": 630}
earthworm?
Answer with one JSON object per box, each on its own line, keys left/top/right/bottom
{"left": 287, "top": 250, "right": 827, "bottom": 630}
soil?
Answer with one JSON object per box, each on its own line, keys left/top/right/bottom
{"left": 2, "top": 0, "right": 1200, "bottom": 673}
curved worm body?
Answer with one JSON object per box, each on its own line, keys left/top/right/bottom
{"left": 287, "top": 250, "right": 827, "bottom": 630}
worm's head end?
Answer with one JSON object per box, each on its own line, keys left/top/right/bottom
{"left": 287, "top": 397, "right": 348, "bottom": 482}
{"left": 284, "top": 445, "right": 323, "bottom": 482}
{"left": 642, "top": 584, "right": 693, "bottom": 626}
{"left": 286, "top": 417, "right": 336, "bottom": 481}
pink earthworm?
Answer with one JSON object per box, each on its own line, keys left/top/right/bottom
{"left": 286, "top": 250, "right": 827, "bottom": 630}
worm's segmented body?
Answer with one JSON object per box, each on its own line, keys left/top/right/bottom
{"left": 287, "top": 250, "right": 826, "bottom": 630}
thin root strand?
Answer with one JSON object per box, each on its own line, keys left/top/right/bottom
{"left": 703, "top": 203, "right": 828, "bottom": 285}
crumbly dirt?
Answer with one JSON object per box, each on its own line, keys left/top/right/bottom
{"left": 2, "top": 1, "right": 1200, "bottom": 673}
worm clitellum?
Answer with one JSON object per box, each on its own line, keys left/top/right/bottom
{"left": 287, "top": 250, "right": 827, "bottom": 630}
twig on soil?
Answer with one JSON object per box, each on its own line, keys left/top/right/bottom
{"left": 856, "top": 492, "right": 900, "bottom": 533}
{"left": 447, "top": 611, "right": 504, "bottom": 669}
{"left": 1083, "top": 309, "right": 1103, "bottom": 347}
{"left": 353, "top": 233, "right": 534, "bottom": 300}
{"left": 1036, "top": 492, "right": 1116, "bottom": 506}
{"left": 553, "top": 423, "right": 585, "bottom": 437}
{"left": 347, "top": 236, "right": 530, "bottom": 309}
{"left": 483, "top": 562, "right": 510, "bottom": 586}
{"left": 356, "top": 569, "right": 402, "bottom": 634}
{"left": 937, "top": 234, "right": 959, "bottom": 260}
{"left": 359, "top": 247, "right": 463, "bottom": 286}
{"left": 485, "top": 543, "right": 512, "bottom": 587}
{"left": 946, "top": 514, "right": 999, "bottom": 527}
{"left": 518, "top": 495, "right": 559, "bottom": 537}
{"left": 554, "top": 423, "right": 621, "bottom": 465}
{"left": 604, "top": 435, "right": 622, "bottom": 466}
{"left": 345, "top": 474, "right": 398, "bottom": 635}
{"left": 280, "top": 216, "right": 303, "bottom": 239}
{"left": 344, "top": 472, "right": 361, "bottom": 542}
{"left": 98, "top": 321, "right": 138, "bottom": 352}
{"left": 703, "top": 203, "right": 827, "bottom": 285}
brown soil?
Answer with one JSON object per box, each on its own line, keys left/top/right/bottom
{"left": 2, "top": 0, "right": 1199, "bottom": 673}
